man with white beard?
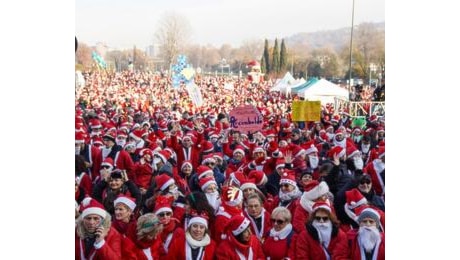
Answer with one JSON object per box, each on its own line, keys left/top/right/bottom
{"left": 348, "top": 207, "right": 385, "bottom": 260}
{"left": 199, "top": 176, "right": 221, "bottom": 214}
{"left": 295, "top": 201, "right": 349, "bottom": 259}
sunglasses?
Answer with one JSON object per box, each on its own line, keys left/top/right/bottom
{"left": 314, "top": 216, "right": 329, "bottom": 222}
{"left": 280, "top": 183, "right": 291, "bottom": 189}
{"left": 360, "top": 180, "right": 372, "bottom": 185}
{"left": 270, "top": 218, "right": 285, "bottom": 225}
{"left": 206, "top": 162, "right": 215, "bottom": 166}
{"left": 101, "top": 166, "right": 111, "bottom": 169}
{"left": 158, "top": 212, "right": 172, "bottom": 218}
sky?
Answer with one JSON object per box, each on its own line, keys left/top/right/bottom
{"left": 76, "top": 0, "right": 385, "bottom": 50}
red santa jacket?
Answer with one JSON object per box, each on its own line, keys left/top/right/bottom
{"left": 215, "top": 234, "right": 265, "bottom": 260}
{"left": 158, "top": 219, "right": 186, "bottom": 259}
{"left": 170, "top": 135, "right": 202, "bottom": 170}
{"left": 262, "top": 228, "right": 297, "bottom": 260}
{"left": 348, "top": 229, "right": 385, "bottom": 260}
{"left": 264, "top": 195, "right": 299, "bottom": 220}
{"left": 295, "top": 223, "right": 350, "bottom": 260}
{"left": 76, "top": 171, "right": 92, "bottom": 196}
{"left": 364, "top": 160, "right": 385, "bottom": 197}
{"left": 75, "top": 227, "right": 122, "bottom": 260}
{"left": 133, "top": 161, "right": 153, "bottom": 190}
{"left": 93, "top": 147, "right": 135, "bottom": 180}
{"left": 166, "top": 231, "right": 216, "bottom": 260}
{"left": 243, "top": 208, "right": 272, "bottom": 241}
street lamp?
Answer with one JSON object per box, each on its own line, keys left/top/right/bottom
{"left": 369, "top": 63, "right": 377, "bottom": 86}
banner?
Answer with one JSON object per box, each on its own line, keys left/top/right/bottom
{"left": 185, "top": 81, "right": 203, "bottom": 107}
{"left": 229, "top": 105, "right": 263, "bottom": 133}
{"left": 291, "top": 101, "right": 321, "bottom": 121}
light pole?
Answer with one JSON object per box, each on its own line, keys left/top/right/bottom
{"left": 369, "top": 63, "right": 376, "bottom": 86}
{"left": 348, "top": 0, "right": 355, "bottom": 91}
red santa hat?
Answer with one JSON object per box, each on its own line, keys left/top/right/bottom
{"left": 208, "top": 131, "right": 220, "bottom": 139}
{"left": 201, "top": 141, "right": 214, "bottom": 153}
{"left": 91, "top": 136, "right": 103, "bottom": 147}
{"left": 248, "top": 170, "right": 267, "bottom": 186}
{"left": 252, "top": 146, "right": 265, "bottom": 154}
{"left": 139, "top": 148, "right": 153, "bottom": 158}
{"left": 229, "top": 170, "right": 246, "bottom": 187}
{"left": 130, "top": 129, "right": 144, "bottom": 142}
{"left": 212, "top": 152, "right": 224, "bottom": 161}
{"left": 154, "top": 195, "right": 174, "bottom": 215}
{"left": 114, "top": 194, "right": 137, "bottom": 211}
{"left": 154, "top": 150, "right": 170, "bottom": 164}
{"left": 240, "top": 179, "right": 257, "bottom": 191}
{"left": 196, "top": 165, "right": 214, "bottom": 179}
{"left": 303, "top": 181, "right": 329, "bottom": 201}
{"left": 221, "top": 186, "right": 243, "bottom": 207}
{"left": 103, "top": 130, "right": 116, "bottom": 143}
{"left": 369, "top": 115, "right": 379, "bottom": 123}
{"left": 228, "top": 215, "right": 251, "bottom": 236}
{"left": 233, "top": 145, "right": 245, "bottom": 156}
{"left": 327, "top": 146, "right": 346, "bottom": 159}
{"left": 154, "top": 174, "right": 175, "bottom": 192}
{"left": 346, "top": 145, "right": 360, "bottom": 158}
{"left": 275, "top": 157, "right": 286, "bottom": 169}
{"left": 265, "top": 129, "right": 276, "bottom": 138}
{"left": 302, "top": 141, "right": 318, "bottom": 155}
{"left": 75, "top": 132, "right": 86, "bottom": 144}
{"left": 330, "top": 115, "right": 340, "bottom": 124}
{"left": 117, "top": 130, "right": 128, "bottom": 139}
{"left": 182, "top": 133, "right": 196, "bottom": 144}
{"left": 279, "top": 171, "right": 297, "bottom": 187}
{"left": 80, "top": 197, "right": 107, "bottom": 218}
{"left": 89, "top": 119, "right": 102, "bottom": 129}
{"left": 291, "top": 145, "right": 305, "bottom": 158}
{"left": 181, "top": 160, "right": 193, "bottom": 171}
{"left": 188, "top": 214, "right": 209, "bottom": 229}
{"left": 201, "top": 154, "right": 216, "bottom": 165}
{"left": 199, "top": 176, "right": 217, "bottom": 192}
{"left": 312, "top": 201, "right": 332, "bottom": 213}
{"left": 101, "top": 157, "right": 114, "bottom": 169}
{"left": 158, "top": 120, "right": 168, "bottom": 131}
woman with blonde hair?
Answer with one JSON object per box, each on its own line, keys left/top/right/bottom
{"left": 126, "top": 213, "right": 164, "bottom": 260}
{"left": 262, "top": 207, "right": 297, "bottom": 260}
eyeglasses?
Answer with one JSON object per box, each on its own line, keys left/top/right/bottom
{"left": 206, "top": 162, "right": 215, "bottom": 166}
{"left": 314, "top": 216, "right": 329, "bottom": 222}
{"left": 270, "top": 218, "right": 285, "bottom": 225}
{"left": 280, "top": 183, "right": 291, "bottom": 189}
{"left": 360, "top": 180, "right": 372, "bottom": 185}
{"left": 158, "top": 212, "right": 172, "bottom": 218}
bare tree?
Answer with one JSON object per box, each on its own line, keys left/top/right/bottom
{"left": 155, "top": 12, "right": 192, "bottom": 71}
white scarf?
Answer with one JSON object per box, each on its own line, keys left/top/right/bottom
{"left": 278, "top": 186, "right": 302, "bottom": 202}
{"left": 185, "top": 232, "right": 210, "bottom": 260}
{"left": 245, "top": 208, "right": 266, "bottom": 239}
{"left": 269, "top": 223, "right": 293, "bottom": 241}
{"left": 101, "top": 146, "right": 112, "bottom": 160}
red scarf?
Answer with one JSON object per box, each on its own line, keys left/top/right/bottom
{"left": 222, "top": 204, "right": 243, "bottom": 217}
{"left": 112, "top": 219, "right": 130, "bottom": 235}
{"left": 160, "top": 218, "right": 179, "bottom": 241}
{"left": 228, "top": 234, "right": 255, "bottom": 258}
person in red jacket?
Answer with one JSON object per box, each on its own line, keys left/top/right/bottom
{"left": 111, "top": 195, "right": 137, "bottom": 236}
{"left": 214, "top": 186, "right": 244, "bottom": 244}
{"left": 133, "top": 148, "right": 154, "bottom": 195}
{"left": 75, "top": 197, "right": 122, "bottom": 260}
{"left": 262, "top": 207, "right": 297, "bottom": 260}
{"left": 216, "top": 215, "right": 265, "bottom": 260}
{"left": 348, "top": 207, "right": 385, "bottom": 260}
{"left": 167, "top": 213, "right": 217, "bottom": 259}
{"left": 125, "top": 213, "right": 164, "bottom": 260}
{"left": 243, "top": 193, "right": 272, "bottom": 242}
{"left": 295, "top": 201, "right": 350, "bottom": 260}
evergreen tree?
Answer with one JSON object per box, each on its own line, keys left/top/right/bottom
{"left": 260, "top": 56, "right": 266, "bottom": 73}
{"left": 263, "top": 39, "right": 271, "bottom": 74}
{"left": 280, "top": 39, "right": 288, "bottom": 73}
{"left": 272, "top": 38, "right": 280, "bottom": 74}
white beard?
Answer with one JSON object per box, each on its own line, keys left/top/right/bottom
{"left": 205, "top": 191, "right": 221, "bottom": 213}
{"left": 374, "top": 159, "right": 385, "bottom": 174}
{"left": 278, "top": 186, "right": 302, "bottom": 202}
{"left": 101, "top": 147, "right": 112, "bottom": 160}
{"left": 358, "top": 226, "right": 381, "bottom": 253}
{"left": 361, "top": 144, "right": 371, "bottom": 154}
{"left": 333, "top": 138, "right": 347, "bottom": 148}
{"left": 309, "top": 155, "right": 319, "bottom": 169}
{"left": 354, "top": 157, "right": 364, "bottom": 170}
{"left": 312, "top": 220, "right": 332, "bottom": 247}
{"left": 116, "top": 139, "right": 126, "bottom": 147}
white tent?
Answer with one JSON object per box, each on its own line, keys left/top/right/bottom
{"left": 298, "top": 78, "right": 349, "bottom": 104}
{"left": 270, "top": 72, "right": 305, "bottom": 93}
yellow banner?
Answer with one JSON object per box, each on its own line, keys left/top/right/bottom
{"left": 291, "top": 101, "right": 321, "bottom": 121}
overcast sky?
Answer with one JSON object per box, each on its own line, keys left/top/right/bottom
{"left": 76, "top": 0, "right": 385, "bottom": 49}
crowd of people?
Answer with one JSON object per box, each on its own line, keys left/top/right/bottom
{"left": 75, "top": 69, "right": 385, "bottom": 259}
